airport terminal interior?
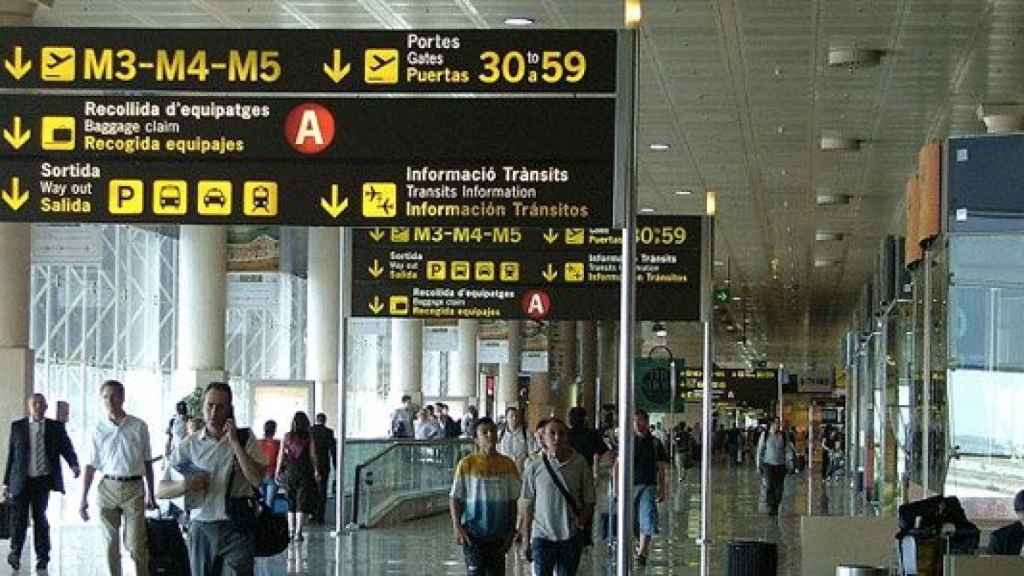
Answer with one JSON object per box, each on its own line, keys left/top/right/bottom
{"left": 1, "top": 0, "right": 1024, "bottom": 575}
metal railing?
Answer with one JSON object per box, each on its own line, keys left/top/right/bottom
{"left": 351, "top": 439, "right": 473, "bottom": 528}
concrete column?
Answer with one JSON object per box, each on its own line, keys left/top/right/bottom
{"left": 545, "top": 321, "right": 576, "bottom": 421}
{"left": 527, "top": 372, "right": 554, "bottom": 430}
{"left": 307, "top": 228, "right": 339, "bottom": 424}
{"left": 176, "top": 226, "right": 227, "bottom": 397}
{"left": 496, "top": 321, "right": 521, "bottom": 419}
{"left": 0, "top": 224, "right": 34, "bottom": 470}
{"left": 449, "top": 320, "right": 479, "bottom": 403}
{"left": 578, "top": 321, "right": 597, "bottom": 419}
{"left": 597, "top": 321, "right": 618, "bottom": 412}
{"left": 389, "top": 319, "right": 423, "bottom": 407}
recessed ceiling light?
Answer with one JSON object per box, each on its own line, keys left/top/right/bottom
{"left": 815, "top": 231, "right": 844, "bottom": 241}
{"left": 714, "top": 260, "right": 725, "bottom": 266}
{"left": 731, "top": 296, "right": 742, "bottom": 301}
{"left": 827, "top": 47, "right": 883, "bottom": 68}
{"left": 816, "top": 194, "right": 851, "bottom": 206}
{"left": 814, "top": 258, "right": 841, "bottom": 268}
{"left": 820, "top": 135, "right": 862, "bottom": 151}
{"left": 640, "top": 207, "right": 655, "bottom": 213}
{"left": 649, "top": 143, "right": 671, "bottom": 151}
{"left": 674, "top": 190, "right": 692, "bottom": 196}
{"left": 504, "top": 16, "right": 535, "bottom": 26}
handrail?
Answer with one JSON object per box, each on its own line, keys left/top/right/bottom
{"left": 361, "top": 438, "right": 470, "bottom": 468}
{"left": 351, "top": 438, "right": 472, "bottom": 526}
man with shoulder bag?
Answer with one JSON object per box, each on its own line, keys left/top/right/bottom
{"left": 519, "top": 418, "right": 595, "bottom": 576}
{"left": 157, "top": 382, "right": 269, "bottom": 575}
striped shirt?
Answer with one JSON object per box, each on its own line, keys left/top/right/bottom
{"left": 450, "top": 453, "right": 521, "bottom": 541}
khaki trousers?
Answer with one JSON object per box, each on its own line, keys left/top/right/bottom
{"left": 98, "top": 477, "right": 149, "bottom": 576}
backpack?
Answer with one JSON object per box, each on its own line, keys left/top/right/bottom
{"left": 391, "top": 418, "right": 409, "bottom": 438}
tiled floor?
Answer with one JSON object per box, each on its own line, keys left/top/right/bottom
{"left": 4, "top": 464, "right": 854, "bottom": 575}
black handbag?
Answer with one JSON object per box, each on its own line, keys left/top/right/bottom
{"left": 224, "top": 429, "right": 290, "bottom": 557}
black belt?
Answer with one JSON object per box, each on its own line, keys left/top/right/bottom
{"left": 105, "top": 475, "right": 142, "bottom": 482}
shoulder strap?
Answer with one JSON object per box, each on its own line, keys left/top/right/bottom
{"left": 541, "top": 453, "right": 581, "bottom": 516}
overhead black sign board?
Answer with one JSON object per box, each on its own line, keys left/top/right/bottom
{"left": 0, "top": 95, "right": 614, "bottom": 162}
{"left": 0, "top": 159, "right": 610, "bottom": 226}
{"left": 349, "top": 217, "right": 703, "bottom": 321}
{"left": 681, "top": 367, "right": 779, "bottom": 409}
{"left": 0, "top": 28, "right": 616, "bottom": 93}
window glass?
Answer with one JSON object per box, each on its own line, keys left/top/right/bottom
{"left": 946, "top": 236, "right": 1024, "bottom": 518}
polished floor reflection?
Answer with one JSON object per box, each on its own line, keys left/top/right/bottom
{"left": 14, "top": 466, "right": 852, "bottom": 575}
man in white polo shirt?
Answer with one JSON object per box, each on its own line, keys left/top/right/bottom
{"left": 157, "top": 381, "right": 267, "bottom": 576}
{"left": 79, "top": 379, "right": 158, "bottom": 576}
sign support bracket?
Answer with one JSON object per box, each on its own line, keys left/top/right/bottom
{"left": 614, "top": 27, "right": 638, "bottom": 576}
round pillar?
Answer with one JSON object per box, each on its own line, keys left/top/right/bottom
{"left": 176, "top": 225, "right": 227, "bottom": 395}
{"left": 527, "top": 372, "right": 555, "bottom": 430}
{"left": 598, "top": 321, "right": 618, "bottom": 412}
{"left": 306, "top": 228, "right": 339, "bottom": 423}
{"left": 389, "top": 319, "right": 423, "bottom": 407}
{"left": 448, "top": 320, "right": 478, "bottom": 401}
{"left": 496, "top": 321, "right": 521, "bottom": 419}
{"left": 578, "top": 321, "right": 597, "bottom": 419}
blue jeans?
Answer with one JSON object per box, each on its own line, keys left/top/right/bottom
{"left": 634, "top": 485, "right": 659, "bottom": 536}
{"left": 531, "top": 536, "right": 582, "bottom": 576}
{"left": 260, "top": 476, "right": 277, "bottom": 508}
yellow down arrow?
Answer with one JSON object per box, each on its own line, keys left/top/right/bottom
{"left": 3, "top": 116, "right": 30, "bottom": 149}
{"left": 321, "top": 184, "right": 349, "bottom": 218}
{"left": 543, "top": 228, "right": 559, "bottom": 244}
{"left": 2, "top": 176, "right": 29, "bottom": 211}
{"left": 4, "top": 46, "right": 31, "bottom": 80}
{"left": 368, "top": 295, "right": 384, "bottom": 314}
{"left": 369, "top": 228, "right": 386, "bottom": 242}
{"left": 541, "top": 263, "right": 558, "bottom": 282}
{"left": 368, "top": 259, "right": 384, "bottom": 278}
{"left": 323, "top": 49, "right": 352, "bottom": 83}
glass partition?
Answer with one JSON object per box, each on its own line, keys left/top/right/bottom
{"left": 351, "top": 439, "right": 473, "bottom": 527}
{"left": 929, "top": 247, "right": 949, "bottom": 494}
{"left": 946, "top": 235, "right": 1024, "bottom": 517}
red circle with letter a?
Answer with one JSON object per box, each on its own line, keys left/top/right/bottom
{"left": 522, "top": 290, "right": 551, "bottom": 320}
{"left": 283, "top": 102, "right": 335, "bottom": 154}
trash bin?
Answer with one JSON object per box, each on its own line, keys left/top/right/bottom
{"left": 726, "top": 540, "right": 777, "bottom": 576}
{"left": 836, "top": 565, "right": 886, "bottom": 576}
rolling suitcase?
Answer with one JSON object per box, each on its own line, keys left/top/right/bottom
{"left": 147, "top": 515, "right": 189, "bottom": 575}
{"left": 726, "top": 540, "right": 777, "bottom": 576}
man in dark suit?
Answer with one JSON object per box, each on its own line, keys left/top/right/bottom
{"left": 989, "top": 489, "right": 1024, "bottom": 555}
{"left": 2, "top": 393, "right": 81, "bottom": 571}
{"left": 310, "top": 412, "right": 337, "bottom": 524}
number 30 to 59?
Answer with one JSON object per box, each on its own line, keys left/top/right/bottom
{"left": 478, "top": 50, "right": 586, "bottom": 84}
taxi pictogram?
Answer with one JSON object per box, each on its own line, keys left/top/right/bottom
{"left": 198, "top": 181, "right": 232, "bottom": 216}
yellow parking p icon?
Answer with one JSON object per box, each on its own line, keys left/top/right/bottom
{"left": 108, "top": 180, "right": 143, "bottom": 215}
